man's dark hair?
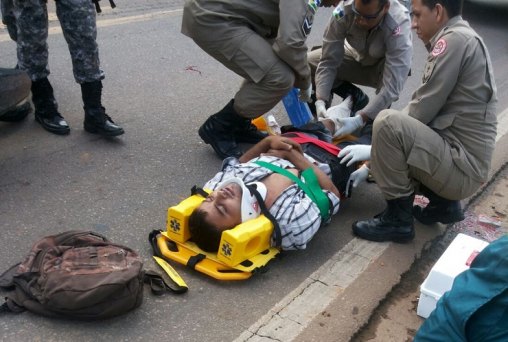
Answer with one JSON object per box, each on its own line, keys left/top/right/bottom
{"left": 421, "top": 0, "right": 463, "bottom": 17}
{"left": 188, "top": 208, "right": 223, "bottom": 252}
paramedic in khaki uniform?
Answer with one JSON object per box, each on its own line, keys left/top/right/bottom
{"left": 309, "top": 0, "right": 413, "bottom": 139}
{"left": 181, "top": 0, "right": 341, "bottom": 159}
{"left": 352, "top": 0, "right": 497, "bottom": 243}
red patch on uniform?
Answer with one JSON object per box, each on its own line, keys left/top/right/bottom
{"left": 431, "top": 38, "right": 447, "bottom": 57}
{"left": 392, "top": 26, "right": 401, "bottom": 36}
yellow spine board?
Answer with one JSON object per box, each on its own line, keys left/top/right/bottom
{"left": 217, "top": 215, "right": 273, "bottom": 267}
{"left": 166, "top": 194, "right": 205, "bottom": 243}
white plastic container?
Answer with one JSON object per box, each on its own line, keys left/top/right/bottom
{"left": 417, "top": 233, "right": 489, "bottom": 319}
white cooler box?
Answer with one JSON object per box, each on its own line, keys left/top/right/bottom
{"left": 417, "top": 233, "right": 489, "bottom": 319}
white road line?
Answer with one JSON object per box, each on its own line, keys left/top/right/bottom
{"left": 235, "top": 106, "right": 508, "bottom": 342}
{"left": 0, "top": 9, "right": 182, "bottom": 43}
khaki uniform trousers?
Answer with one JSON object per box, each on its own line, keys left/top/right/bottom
{"left": 371, "top": 110, "right": 481, "bottom": 200}
{"left": 308, "top": 48, "right": 384, "bottom": 98}
{"left": 192, "top": 32, "right": 294, "bottom": 118}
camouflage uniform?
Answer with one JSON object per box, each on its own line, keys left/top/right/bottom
{"left": 3, "top": 0, "right": 104, "bottom": 84}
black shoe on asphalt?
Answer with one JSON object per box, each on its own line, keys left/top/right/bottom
{"left": 414, "top": 186, "right": 465, "bottom": 225}
{"left": 332, "top": 81, "right": 369, "bottom": 114}
{"left": 84, "top": 107, "right": 124, "bottom": 137}
{"left": 0, "top": 102, "right": 31, "bottom": 122}
{"left": 35, "top": 111, "right": 70, "bottom": 135}
{"left": 198, "top": 100, "right": 244, "bottom": 159}
{"left": 199, "top": 116, "right": 242, "bottom": 159}
{"left": 352, "top": 194, "right": 415, "bottom": 243}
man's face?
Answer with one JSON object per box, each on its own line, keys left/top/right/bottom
{"left": 320, "top": 0, "right": 342, "bottom": 7}
{"left": 411, "top": 0, "right": 442, "bottom": 44}
{"left": 352, "top": 0, "right": 389, "bottom": 30}
{"left": 199, "top": 183, "right": 243, "bottom": 232}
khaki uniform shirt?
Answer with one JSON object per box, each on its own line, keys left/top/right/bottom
{"left": 315, "top": 0, "right": 412, "bottom": 119}
{"left": 181, "top": 0, "right": 316, "bottom": 89}
{"left": 402, "top": 16, "right": 497, "bottom": 183}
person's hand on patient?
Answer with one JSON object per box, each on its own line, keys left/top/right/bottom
{"left": 298, "top": 84, "right": 313, "bottom": 103}
{"left": 345, "top": 164, "right": 370, "bottom": 197}
{"left": 240, "top": 135, "right": 303, "bottom": 163}
{"left": 315, "top": 100, "right": 327, "bottom": 118}
{"left": 266, "top": 135, "right": 303, "bottom": 154}
{"left": 338, "top": 144, "right": 371, "bottom": 166}
{"left": 333, "top": 115, "right": 365, "bottom": 138}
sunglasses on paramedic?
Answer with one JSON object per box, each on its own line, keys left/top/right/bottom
{"left": 351, "top": 1, "right": 385, "bottom": 21}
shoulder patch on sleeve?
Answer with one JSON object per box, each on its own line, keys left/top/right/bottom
{"left": 431, "top": 38, "right": 447, "bottom": 57}
{"left": 308, "top": 0, "right": 320, "bottom": 13}
{"left": 302, "top": 16, "right": 313, "bottom": 37}
{"left": 392, "top": 26, "right": 401, "bottom": 36}
{"left": 332, "top": 3, "right": 345, "bottom": 20}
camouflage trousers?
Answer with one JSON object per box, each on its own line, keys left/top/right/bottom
{"left": 1, "top": 0, "right": 104, "bottom": 83}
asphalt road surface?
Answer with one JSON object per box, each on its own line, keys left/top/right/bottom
{"left": 0, "top": 1, "right": 507, "bottom": 341}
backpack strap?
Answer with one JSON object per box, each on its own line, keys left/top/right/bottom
{"left": 147, "top": 231, "right": 188, "bottom": 294}
{"left": 254, "top": 161, "right": 330, "bottom": 221}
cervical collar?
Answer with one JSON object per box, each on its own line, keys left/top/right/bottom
{"left": 216, "top": 177, "right": 267, "bottom": 222}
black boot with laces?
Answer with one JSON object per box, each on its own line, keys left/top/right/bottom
{"left": 81, "top": 80, "right": 124, "bottom": 136}
{"left": 32, "top": 78, "right": 70, "bottom": 135}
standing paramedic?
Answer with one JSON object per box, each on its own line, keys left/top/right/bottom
{"left": 181, "top": 0, "right": 341, "bottom": 159}
{"left": 1, "top": 0, "right": 124, "bottom": 136}
{"left": 352, "top": 0, "right": 498, "bottom": 243}
{"left": 309, "top": 0, "right": 412, "bottom": 139}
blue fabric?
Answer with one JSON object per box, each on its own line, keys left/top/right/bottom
{"left": 415, "top": 235, "right": 508, "bottom": 342}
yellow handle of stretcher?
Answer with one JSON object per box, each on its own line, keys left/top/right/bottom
{"left": 156, "top": 233, "right": 252, "bottom": 281}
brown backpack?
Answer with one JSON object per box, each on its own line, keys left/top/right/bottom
{"left": 0, "top": 231, "right": 145, "bottom": 320}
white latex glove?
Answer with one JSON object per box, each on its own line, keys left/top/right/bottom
{"left": 338, "top": 144, "right": 372, "bottom": 167}
{"left": 325, "top": 95, "right": 353, "bottom": 120}
{"left": 346, "top": 164, "right": 370, "bottom": 197}
{"left": 333, "top": 115, "right": 364, "bottom": 138}
{"left": 315, "top": 100, "right": 327, "bottom": 118}
{"left": 298, "top": 84, "right": 313, "bottom": 103}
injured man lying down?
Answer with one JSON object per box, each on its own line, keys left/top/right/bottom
{"left": 188, "top": 98, "right": 373, "bottom": 253}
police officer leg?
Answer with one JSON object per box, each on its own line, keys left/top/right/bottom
{"left": 12, "top": 0, "right": 70, "bottom": 134}
{"left": 56, "top": 0, "right": 123, "bottom": 136}
{"left": 330, "top": 56, "right": 377, "bottom": 114}
{"left": 31, "top": 78, "right": 70, "bottom": 134}
{"left": 352, "top": 109, "right": 418, "bottom": 242}
{"left": 80, "top": 80, "right": 124, "bottom": 136}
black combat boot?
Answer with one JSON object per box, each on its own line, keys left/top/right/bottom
{"left": 413, "top": 185, "right": 465, "bottom": 225}
{"left": 352, "top": 194, "right": 415, "bottom": 243}
{"left": 81, "top": 80, "right": 124, "bottom": 136}
{"left": 233, "top": 116, "right": 268, "bottom": 144}
{"left": 198, "top": 100, "right": 243, "bottom": 159}
{"left": 332, "top": 81, "right": 369, "bottom": 115}
{"left": 31, "top": 78, "right": 70, "bottom": 135}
